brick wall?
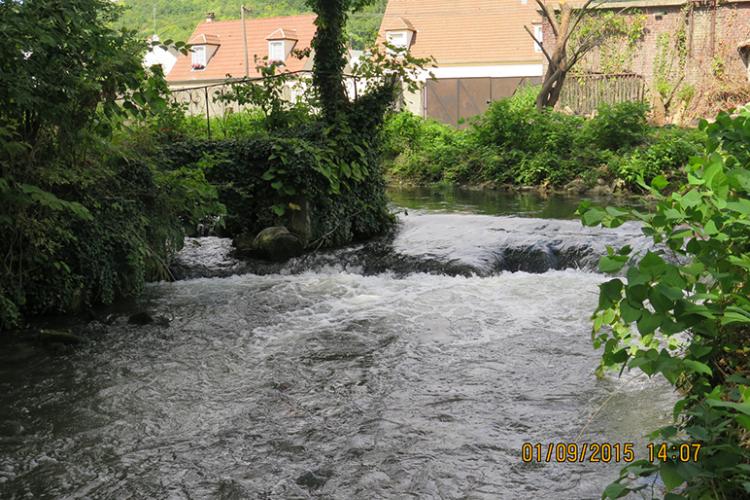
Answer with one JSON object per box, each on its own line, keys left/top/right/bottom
{"left": 541, "top": 1, "right": 750, "bottom": 86}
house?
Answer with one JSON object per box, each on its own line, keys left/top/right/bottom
{"left": 167, "top": 13, "right": 318, "bottom": 89}
{"left": 377, "top": 0, "right": 544, "bottom": 126}
{"left": 541, "top": 0, "right": 750, "bottom": 107}
{"left": 144, "top": 35, "right": 178, "bottom": 76}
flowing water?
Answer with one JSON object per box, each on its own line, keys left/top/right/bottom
{"left": 0, "top": 188, "right": 673, "bottom": 499}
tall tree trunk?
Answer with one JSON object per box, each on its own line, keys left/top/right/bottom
{"left": 308, "top": 0, "right": 350, "bottom": 124}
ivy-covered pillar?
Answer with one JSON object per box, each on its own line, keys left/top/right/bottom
{"left": 306, "top": 0, "right": 351, "bottom": 124}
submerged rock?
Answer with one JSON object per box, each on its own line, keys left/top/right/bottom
{"left": 246, "top": 226, "right": 305, "bottom": 262}
{"left": 296, "top": 468, "right": 333, "bottom": 490}
{"left": 39, "top": 329, "right": 83, "bottom": 346}
{"left": 128, "top": 311, "right": 170, "bottom": 327}
{"left": 128, "top": 311, "right": 154, "bottom": 325}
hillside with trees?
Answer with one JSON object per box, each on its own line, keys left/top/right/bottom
{"left": 116, "top": 0, "right": 387, "bottom": 48}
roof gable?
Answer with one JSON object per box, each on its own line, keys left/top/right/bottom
{"left": 188, "top": 33, "right": 220, "bottom": 46}
{"left": 266, "top": 28, "right": 299, "bottom": 40}
{"left": 168, "top": 14, "right": 317, "bottom": 83}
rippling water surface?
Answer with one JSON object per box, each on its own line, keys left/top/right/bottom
{"left": 0, "top": 190, "right": 672, "bottom": 499}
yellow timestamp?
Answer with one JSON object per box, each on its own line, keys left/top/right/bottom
{"left": 521, "top": 442, "right": 702, "bottom": 464}
{"left": 521, "top": 442, "right": 636, "bottom": 463}
{"left": 648, "top": 442, "right": 702, "bottom": 463}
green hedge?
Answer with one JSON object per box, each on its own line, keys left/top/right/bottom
{"left": 383, "top": 95, "right": 705, "bottom": 190}
{"left": 160, "top": 130, "right": 393, "bottom": 249}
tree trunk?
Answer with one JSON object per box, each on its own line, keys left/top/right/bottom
{"left": 536, "top": 3, "right": 573, "bottom": 110}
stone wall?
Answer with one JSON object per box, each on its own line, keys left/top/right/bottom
{"left": 541, "top": 1, "right": 750, "bottom": 88}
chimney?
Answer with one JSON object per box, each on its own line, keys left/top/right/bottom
{"left": 206, "top": 12, "right": 216, "bottom": 22}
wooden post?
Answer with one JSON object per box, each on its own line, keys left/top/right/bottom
{"left": 205, "top": 86, "right": 211, "bottom": 140}
{"left": 241, "top": 5, "right": 249, "bottom": 78}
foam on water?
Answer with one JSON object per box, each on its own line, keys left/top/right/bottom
{"left": 171, "top": 212, "right": 652, "bottom": 279}
{"left": 0, "top": 269, "right": 672, "bottom": 498}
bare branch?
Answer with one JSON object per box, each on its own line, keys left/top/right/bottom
{"left": 524, "top": 24, "right": 553, "bottom": 64}
{"left": 535, "top": 0, "right": 559, "bottom": 37}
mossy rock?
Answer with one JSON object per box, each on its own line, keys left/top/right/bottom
{"left": 242, "top": 226, "right": 305, "bottom": 262}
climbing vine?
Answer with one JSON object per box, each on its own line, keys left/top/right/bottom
{"left": 569, "top": 10, "right": 647, "bottom": 75}
{"left": 652, "top": 3, "right": 694, "bottom": 120}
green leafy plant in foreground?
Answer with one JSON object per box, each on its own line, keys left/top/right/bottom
{"left": 580, "top": 107, "right": 750, "bottom": 498}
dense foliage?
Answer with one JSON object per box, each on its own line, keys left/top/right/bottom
{"left": 384, "top": 90, "right": 704, "bottom": 192}
{"left": 118, "top": 0, "right": 387, "bottom": 49}
{"left": 0, "top": 0, "right": 222, "bottom": 329}
{"left": 146, "top": 0, "right": 421, "bottom": 251}
{"left": 580, "top": 107, "right": 750, "bottom": 498}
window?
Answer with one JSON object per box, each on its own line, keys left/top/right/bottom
{"left": 533, "top": 24, "right": 543, "bottom": 53}
{"left": 386, "top": 31, "right": 409, "bottom": 55}
{"left": 268, "top": 41, "right": 285, "bottom": 62}
{"left": 191, "top": 45, "right": 206, "bottom": 70}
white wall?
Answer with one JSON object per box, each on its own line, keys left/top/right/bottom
{"left": 144, "top": 45, "right": 178, "bottom": 76}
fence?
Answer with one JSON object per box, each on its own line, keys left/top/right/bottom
{"left": 424, "top": 76, "right": 542, "bottom": 128}
{"left": 557, "top": 73, "right": 645, "bottom": 115}
{"left": 168, "top": 71, "right": 367, "bottom": 139}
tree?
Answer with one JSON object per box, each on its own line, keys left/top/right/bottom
{"left": 526, "top": 0, "right": 636, "bottom": 111}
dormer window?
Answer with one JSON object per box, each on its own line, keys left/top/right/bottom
{"left": 192, "top": 45, "right": 207, "bottom": 70}
{"left": 269, "top": 41, "right": 285, "bottom": 62}
{"left": 266, "top": 28, "right": 298, "bottom": 63}
{"left": 188, "top": 33, "right": 220, "bottom": 71}
{"left": 386, "top": 31, "right": 408, "bottom": 50}
{"left": 383, "top": 17, "right": 415, "bottom": 55}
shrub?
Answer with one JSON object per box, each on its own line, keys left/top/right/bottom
{"left": 613, "top": 127, "right": 705, "bottom": 188}
{"left": 580, "top": 108, "right": 750, "bottom": 499}
{"left": 382, "top": 98, "right": 704, "bottom": 190}
{"left": 507, "top": 84, "right": 541, "bottom": 112}
{"left": 383, "top": 112, "right": 469, "bottom": 183}
{"left": 582, "top": 101, "right": 650, "bottom": 151}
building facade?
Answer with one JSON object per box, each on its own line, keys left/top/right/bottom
{"left": 540, "top": 0, "right": 750, "bottom": 103}
{"left": 378, "top": 0, "right": 544, "bottom": 126}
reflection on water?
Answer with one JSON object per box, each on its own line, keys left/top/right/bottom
{"left": 0, "top": 190, "right": 670, "bottom": 499}
{"left": 387, "top": 185, "right": 643, "bottom": 219}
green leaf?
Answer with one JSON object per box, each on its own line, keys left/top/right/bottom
{"left": 602, "top": 482, "right": 628, "bottom": 498}
{"left": 706, "top": 399, "right": 750, "bottom": 416}
{"left": 582, "top": 208, "right": 605, "bottom": 226}
{"left": 620, "top": 300, "right": 642, "bottom": 323}
{"left": 599, "top": 255, "right": 628, "bottom": 273}
{"left": 637, "top": 311, "right": 663, "bottom": 335}
{"left": 651, "top": 175, "right": 669, "bottom": 191}
{"left": 683, "top": 359, "right": 712, "bottom": 376}
{"left": 660, "top": 462, "right": 684, "bottom": 490}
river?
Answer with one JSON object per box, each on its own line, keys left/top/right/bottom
{"left": 0, "top": 188, "right": 672, "bottom": 499}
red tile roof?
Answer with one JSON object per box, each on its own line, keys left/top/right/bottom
{"left": 378, "top": 0, "right": 543, "bottom": 66}
{"left": 266, "top": 28, "right": 299, "bottom": 41}
{"left": 168, "top": 14, "right": 317, "bottom": 83}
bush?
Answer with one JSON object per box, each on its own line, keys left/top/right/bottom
{"left": 383, "top": 98, "right": 704, "bottom": 190}
{"left": 383, "top": 112, "right": 469, "bottom": 183}
{"left": 581, "top": 101, "right": 650, "bottom": 151}
{"left": 161, "top": 126, "right": 392, "bottom": 248}
{"left": 580, "top": 108, "right": 750, "bottom": 499}
{"left": 612, "top": 127, "right": 705, "bottom": 188}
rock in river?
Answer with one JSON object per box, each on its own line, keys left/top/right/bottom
{"left": 245, "top": 226, "right": 305, "bottom": 262}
